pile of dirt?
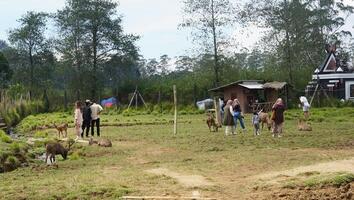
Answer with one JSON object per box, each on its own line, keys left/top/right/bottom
{"left": 252, "top": 182, "right": 353, "bottom": 200}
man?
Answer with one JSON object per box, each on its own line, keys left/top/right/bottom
{"left": 90, "top": 100, "right": 103, "bottom": 137}
{"left": 299, "top": 96, "right": 310, "bottom": 120}
{"left": 82, "top": 100, "right": 92, "bottom": 138}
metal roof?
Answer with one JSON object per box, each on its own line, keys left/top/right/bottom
{"left": 263, "top": 82, "right": 287, "bottom": 90}
{"left": 208, "top": 80, "right": 263, "bottom": 92}
{"left": 239, "top": 83, "right": 264, "bottom": 89}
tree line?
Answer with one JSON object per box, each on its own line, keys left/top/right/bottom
{"left": 0, "top": 0, "right": 353, "bottom": 110}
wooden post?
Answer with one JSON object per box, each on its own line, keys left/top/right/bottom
{"left": 173, "top": 85, "right": 177, "bottom": 135}
{"left": 213, "top": 97, "right": 221, "bottom": 126}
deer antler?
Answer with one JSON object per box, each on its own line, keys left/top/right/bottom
{"left": 67, "top": 139, "right": 75, "bottom": 150}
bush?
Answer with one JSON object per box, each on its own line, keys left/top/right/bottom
{"left": 0, "top": 130, "right": 12, "bottom": 143}
{"left": 4, "top": 156, "right": 20, "bottom": 172}
{"left": 34, "top": 131, "right": 49, "bottom": 138}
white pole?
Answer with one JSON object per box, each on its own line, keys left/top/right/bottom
{"left": 173, "top": 85, "right": 177, "bottom": 135}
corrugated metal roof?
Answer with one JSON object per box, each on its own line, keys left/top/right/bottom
{"left": 208, "top": 80, "right": 262, "bottom": 92}
{"left": 239, "top": 83, "right": 264, "bottom": 89}
{"left": 263, "top": 82, "right": 287, "bottom": 90}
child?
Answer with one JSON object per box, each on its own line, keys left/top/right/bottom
{"left": 252, "top": 111, "right": 260, "bottom": 136}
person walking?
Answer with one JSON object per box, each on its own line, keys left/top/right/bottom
{"left": 90, "top": 100, "right": 103, "bottom": 137}
{"left": 271, "top": 98, "right": 286, "bottom": 137}
{"left": 223, "top": 100, "right": 235, "bottom": 136}
{"left": 233, "top": 99, "right": 246, "bottom": 133}
{"left": 82, "top": 100, "right": 92, "bottom": 138}
{"left": 74, "top": 101, "right": 83, "bottom": 141}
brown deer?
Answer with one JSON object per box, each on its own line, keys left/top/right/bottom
{"left": 45, "top": 140, "right": 74, "bottom": 164}
{"left": 53, "top": 123, "right": 68, "bottom": 138}
{"left": 259, "top": 111, "right": 272, "bottom": 131}
{"left": 89, "top": 137, "right": 112, "bottom": 147}
{"left": 206, "top": 113, "right": 219, "bottom": 132}
{"left": 298, "top": 119, "right": 312, "bottom": 131}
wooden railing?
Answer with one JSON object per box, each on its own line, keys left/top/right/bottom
{"left": 250, "top": 102, "right": 274, "bottom": 113}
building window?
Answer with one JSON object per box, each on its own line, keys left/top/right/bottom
{"left": 351, "top": 85, "right": 354, "bottom": 98}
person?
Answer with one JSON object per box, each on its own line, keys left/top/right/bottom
{"left": 252, "top": 111, "right": 260, "bottom": 136}
{"left": 82, "top": 100, "right": 92, "bottom": 138}
{"left": 220, "top": 98, "right": 225, "bottom": 121}
{"left": 299, "top": 96, "right": 310, "bottom": 120}
{"left": 233, "top": 99, "right": 246, "bottom": 133}
{"left": 90, "top": 100, "right": 103, "bottom": 137}
{"left": 74, "top": 101, "right": 83, "bottom": 141}
{"left": 271, "top": 98, "right": 285, "bottom": 137}
{"left": 223, "top": 100, "right": 235, "bottom": 136}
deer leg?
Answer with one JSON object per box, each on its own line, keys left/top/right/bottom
{"left": 45, "top": 153, "right": 48, "bottom": 164}
{"left": 261, "top": 122, "right": 264, "bottom": 130}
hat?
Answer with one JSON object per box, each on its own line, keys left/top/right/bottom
{"left": 85, "top": 99, "right": 91, "bottom": 103}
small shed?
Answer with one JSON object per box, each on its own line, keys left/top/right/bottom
{"left": 209, "top": 80, "right": 289, "bottom": 113}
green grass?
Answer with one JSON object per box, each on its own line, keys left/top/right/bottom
{"left": 304, "top": 172, "right": 354, "bottom": 187}
{"left": 1, "top": 107, "right": 354, "bottom": 199}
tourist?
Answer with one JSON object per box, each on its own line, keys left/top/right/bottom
{"left": 299, "top": 96, "right": 310, "bottom": 120}
{"left": 233, "top": 99, "right": 246, "bottom": 133}
{"left": 82, "top": 100, "right": 92, "bottom": 138}
{"left": 90, "top": 100, "right": 103, "bottom": 137}
{"left": 74, "top": 101, "right": 83, "bottom": 141}
{"left": 223, "top": 100, "right": 235, "bottom": 136}
{"left": 271, "top": 98, "right": 285, "bottom": 137}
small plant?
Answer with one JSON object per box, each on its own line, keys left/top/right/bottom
{"left": 0, "top": 130, "right": 12, "bottom": 143}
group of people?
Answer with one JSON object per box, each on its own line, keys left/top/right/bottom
{"left": 222, "top": 98, "right": 286, "bottom": 137}
{"left": 74, "top": 100, "right": 103, "bottom": 141}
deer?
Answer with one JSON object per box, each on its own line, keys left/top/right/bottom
{"left": 89, "top": 137, "right": 112, "bottom": 147}
{"left": 259, "top": 111, "right": 272, "bottom": 131}
{"left": 53, "top": 123, "right": 68, "bottom": 138}
{"left": 45, "top": 139, "right": 75, "bottom": 164}
{"left": 298, "top": 119, "right": 312, "bottom": 131}
{"left": 206, "top": 113, "right": 219, "bottom": 132}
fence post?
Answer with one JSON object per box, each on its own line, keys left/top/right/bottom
{"left": 173, "top": 85, "right": 177, "bottom": 135}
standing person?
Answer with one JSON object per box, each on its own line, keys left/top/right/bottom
{"left": 299, "top": 96, "right": 310, "bottom": 120}
{"left": 271, "top": 98, "right": 286, "bottom": 137}
{"left": 252, "top": 111, "right": 260, "bottom": 136}
{"left": 90, "top": 100, "right": 103, "bottom": 137}
{"left": 233, "top": 99, "right": 246, "bottom": 133}
{"left": 223, "top": 100, "right": 235, "bottom": 136}
{"left": 82, "top": 100, "right": 92, "bottom": 138}
{"left": 74, "top": 101, "right": 83, "bottom": 141}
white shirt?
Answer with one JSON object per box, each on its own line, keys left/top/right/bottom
{"left": 90, "top": 103, "right": 103, "bottom": 120}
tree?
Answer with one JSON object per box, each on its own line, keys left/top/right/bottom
{"left": 56, "top": 0, "right": 139, "bottom": 100}
{"left": 181, "top": 0, "right": 236, "bottom": 86}
{"left": 8, "top": 11, "right": 48, "bottom": 98}
{"left": 0, "top": 52, "right": 12, "bottom": 89}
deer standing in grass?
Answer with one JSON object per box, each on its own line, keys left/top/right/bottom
{"left": 45, "top": 140, "right": 74, "bottom": 164}
{"left": 53, "top": 123, "right": 68, "bottom": 138}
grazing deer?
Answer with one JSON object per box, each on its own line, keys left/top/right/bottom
{"left": 89, "top": 137, "right": 112, "bottom": 147}
{"left": 206, "top": 113, "right": 219, "bottom": 132}
{"left": 53, "top": 123, "right": 68, "bottom": 138}
{"left": 45, "top": 140, "right": 74, "bottom": 164}
{"left": 298, "top": 119, "right": 312, "bottom": 131}
{"left": 259, "top": 111, "right": 272, "bottom": 131}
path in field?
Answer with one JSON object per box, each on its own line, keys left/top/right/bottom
{"left": 252, "top": 157, "right": 354, "bottom": 184}
{"left": 146, "top": 168, "right": 214, "bottom": 187}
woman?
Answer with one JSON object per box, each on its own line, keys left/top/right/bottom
{"left": 271, "top": 98, "right": 285, "bottom": 137}
{"left": 233, "top": 99, "right": 246, "bottom": 132}
{"left": 223, "top": 100, "right": 235, "bottom": 136}
{"left": 74, "top": 101, "right": 83, "bottom": 141}
{"left": 299, "top": 96, "right": 310, "bottom": 120}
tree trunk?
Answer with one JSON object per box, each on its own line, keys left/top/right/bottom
{"left": 284, "top": 0, "right": 293, "bottom": 85}
{"left": 91, "top": 28, "right": 98, "bottom": 100}
{"left": 29, "top": 47, "right": 34, "bottom": 99}
{"left": 211, "top": 0, "right": 219, "bottom": 87}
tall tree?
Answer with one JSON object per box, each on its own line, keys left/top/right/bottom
{"left": 0, "top": 52, "right": 12, "bottom": 89}
{"left": 181, "top": 0, "right": 236, "bottom": 86}
{"left": 8, "top": 11, "right": 48, "bottom": 98}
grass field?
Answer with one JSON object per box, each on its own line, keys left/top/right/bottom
{"left": 1, "top": 108, "right": 354, "bottom": 199}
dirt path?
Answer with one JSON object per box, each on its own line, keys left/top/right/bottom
{"left": 252, "top": 157, "right": 354, "bottom": 184}
{"left": 147, "top": 168, "right": 214, "bottom": 188}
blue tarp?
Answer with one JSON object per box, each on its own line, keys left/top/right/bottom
{"left": 101, "top": 97, "right": 117, "bottom": 108}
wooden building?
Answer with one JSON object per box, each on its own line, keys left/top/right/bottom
{"left": 305, "top": 45, "right": 354, "bottom": 101}
{"left": 209, "top": 80, "right": 289, "bottom": 113}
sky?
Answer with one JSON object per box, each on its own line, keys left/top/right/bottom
{"left": 0, "top": 0, "right": 353, "bottom": 60}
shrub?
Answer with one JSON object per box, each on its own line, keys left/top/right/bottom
{"left": 4, "top": 156, "right": 20, "bottom": 172}
{"left": 0, "top": 130, "right": 12, "bottom": 143}
{"left": 34, "top": 131, "right": 49, "bottom": 138}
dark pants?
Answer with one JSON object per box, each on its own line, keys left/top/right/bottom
{"left": 82, "top": 120, "right": 91, "bottom": 137}
{"left": 91, "top": 118, "right": 100, "bottom": 136}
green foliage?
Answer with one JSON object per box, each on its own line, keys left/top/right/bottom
{"left": 34, "top": 131, "right": 48, "bottom": 138}
{"left": 304, "top": 173, "right": 354, "bottom": 187}
{"left": 0, "top": 130, "right": 12, "bottom": 143}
